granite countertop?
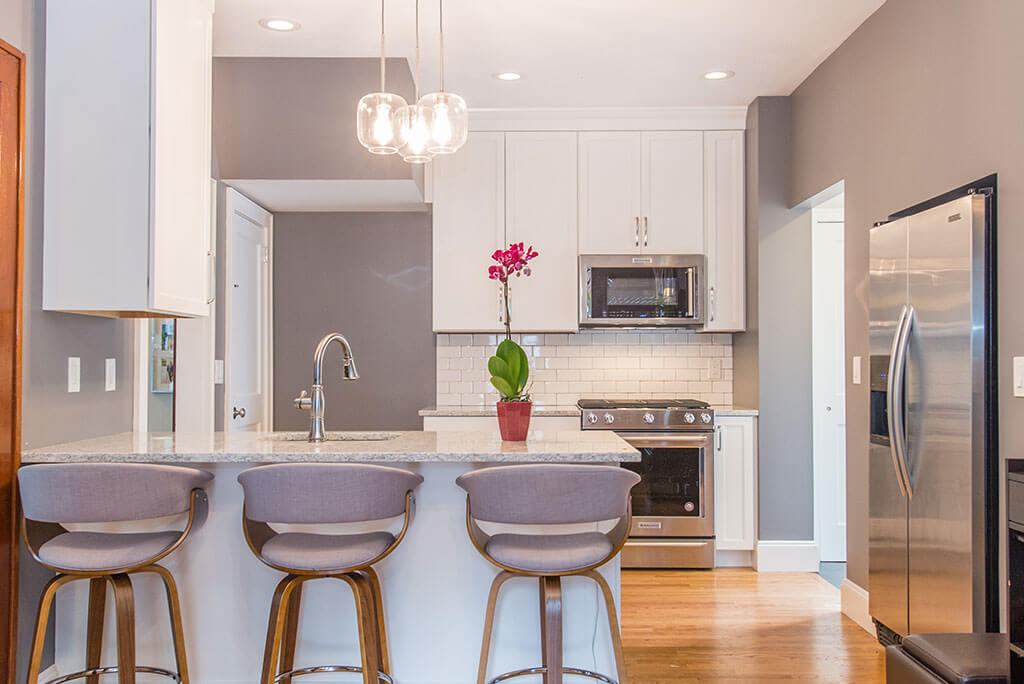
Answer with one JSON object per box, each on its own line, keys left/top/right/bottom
{"left": 420, "top": 405, "right": 759, "bottom": 417}
{"left": 22, "top": 430, "right": 640, "bottom": 464}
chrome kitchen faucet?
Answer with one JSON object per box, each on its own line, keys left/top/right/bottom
{"left": 294, "top": 333, "right": 359, "bottom": 442}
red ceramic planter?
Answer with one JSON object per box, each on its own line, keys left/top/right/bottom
{"left": 496, "top": 401, "right": 532, "bottom": 441}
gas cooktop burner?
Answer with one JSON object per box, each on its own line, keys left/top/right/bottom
{"left": 577, "top": 399, "right": 711, "bottom": 410}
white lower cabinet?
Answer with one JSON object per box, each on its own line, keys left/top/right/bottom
{"left": 714, "top": 415, "right": 757, "bottom": 551}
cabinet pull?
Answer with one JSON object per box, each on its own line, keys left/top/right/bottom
{"left": 643, "top": 216, "right": 648, "bottom": 247}
{"left": 709, "top": 286, "right": 716, "bottom": 323}
{"left": 498, "top": 284, "right": 504, "bottom": 323}
{"left": 206, "top": 250, "right": 216, "bottom": 304}
{"left": 634, "top": 217, "right": 640, "bottom": 247}
{"left": 716, "top": 426, "right": 722, "bottom": 451}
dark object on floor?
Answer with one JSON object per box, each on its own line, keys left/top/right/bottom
{"left": 885, "top": 633, "right": 1008, "bottom": 684}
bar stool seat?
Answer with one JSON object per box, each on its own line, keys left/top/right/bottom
{"left": 38, "top": 530, "right": 183, "bottom": 572}
{"left": 487, "top": 532, "right": 613, "bottom": 573}
{"left": 262, "top": 531, "right": 397, "bottom": 572}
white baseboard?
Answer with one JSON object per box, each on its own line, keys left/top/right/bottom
{"left": 715, "top": 549, "right": 753, "bottom": 567}
{"left": 840, "top": 578, "right": 876, "bottom": 637}
{"left": 754, "top": 540, "right": 820, "bottom": 572}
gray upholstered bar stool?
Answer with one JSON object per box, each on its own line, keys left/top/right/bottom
{"left": 456, "top": 464, "right": 641, "bottom": 684}
{"left": 18, "top": 463, "right": 213, "bottom": 684}
{"left": 237, "top": 463, "right": 423, "bottom": 684}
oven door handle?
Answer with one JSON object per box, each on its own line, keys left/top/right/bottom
{"left": 623, "top": 433, "right": 713, "bottom": 449}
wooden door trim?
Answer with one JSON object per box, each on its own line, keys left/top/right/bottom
{"left": 0, "top": 35, "right": 26, "bottom": 684}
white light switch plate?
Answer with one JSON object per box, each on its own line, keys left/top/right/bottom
{"left": 708, "top": 358, "right": 723, "bottom": 380}
{"left": 67, "top": 357, "right": 80, "bottom": 393}
{"left": 852, "top": 356, "right": 862, "bottom": 385}
{"left": 105, "top": 358, "right": 116, "bottom": 391}
{"left": 1015, "top": 357, "right": 1024, "bottom": 397}
{"left": 214, "top": 359, "right": 224, "bottom": 385}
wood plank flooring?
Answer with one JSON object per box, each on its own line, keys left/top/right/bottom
{"left": 621, "top": 569, "right": 885, "bottom": 683}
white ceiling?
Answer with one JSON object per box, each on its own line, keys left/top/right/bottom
{"left": 213, "top": 0, "right": 885, "bottom": 109}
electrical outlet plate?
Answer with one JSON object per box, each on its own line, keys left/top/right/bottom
{"left": 105, "top": 358, "right": 116, "bottom": 392}
{"left": 852, "top": 356, "right": 862, "bottom": 385}
{"left": 67, "top": 357, "right": 80, "bottom": 393}
{"left": 214, "top": 359, "right": 225, "bottom": 385}
{"left": 1015, "top": 357, "right": 1024, "bottom": 398}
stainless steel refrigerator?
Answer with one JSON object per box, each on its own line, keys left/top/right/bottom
{"left": 868, "top": 181, "right": 998, "bottom": 645}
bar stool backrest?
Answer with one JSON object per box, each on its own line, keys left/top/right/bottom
{"left": 456, "top": 464, "right": 640, "bottom": 525}
{"left": 238, "top": 463, "right": 424, "bottom": 524}
{"left": 18, "top": 463, "right": 213, "bottom": 523}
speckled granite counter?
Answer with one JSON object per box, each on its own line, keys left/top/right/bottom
{"left": 21, "top": 429, "right": 639, "bottom": 464}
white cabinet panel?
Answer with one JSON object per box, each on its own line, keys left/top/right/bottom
{"left": 703, "top": 130, "right": 746, "bottom": 332}
{"left": 505, "top": 132, "right": 579, "bottom": 333}
{"left": 432, "top": 132, "right": 506, "bottom": 332}
{"left": 578, "top": 132, "right": 642, "bottom": 254}
{"left": 43, "top": 0, "right": 213, "bottom": 317}
{"left": 641, "top": 131, "right": 704, "bottom": 254}
{"left": 714, "top": 415, "right": 757, "bottom": 551}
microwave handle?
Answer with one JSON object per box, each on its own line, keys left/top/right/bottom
{"left": 687, "top": 268, "right": 696, "bottom": 318}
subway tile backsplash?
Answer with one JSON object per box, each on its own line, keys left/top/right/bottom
{"left": 435, "top": 331, "right": 733, "bottom": 408}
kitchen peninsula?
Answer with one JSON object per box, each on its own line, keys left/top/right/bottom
{"left": 24, "top": 430, "right": 638, "bottom": 684}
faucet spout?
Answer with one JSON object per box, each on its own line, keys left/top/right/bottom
{"left": 296, "top": 333, "right": 359, "bottom": 443}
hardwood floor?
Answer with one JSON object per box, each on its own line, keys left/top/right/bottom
{"left": 621, "top": 569, "right": 885, "bottom": 683}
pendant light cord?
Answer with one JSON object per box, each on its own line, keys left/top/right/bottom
{"left": 413, "top": 0, "right": 420, "bottom": 100}
{"left": 438, "top": 0, "right": 445, "bottom": 92}
{"left": 379, "top": 0, "right": 386, "bottom": 92}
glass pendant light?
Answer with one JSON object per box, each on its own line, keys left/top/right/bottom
{"left": 419, "top": 0, "right": 468, "bottom": 154}
{"left": 397, "top": 0, "right": 436, "bottom": 163}
{"left": 357, "top": 0, "right": 407, "bottom": 155}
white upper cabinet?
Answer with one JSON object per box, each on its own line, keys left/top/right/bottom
{"left": 702, "top": 130, "right": 746, "bottom": 332}
{"left": 505, "top": 133, "right": 579, "bottom": 333}
{"left": 578, "top": 132, "right": 643, "bottom": 254}
{"left": 432, "top": 132, "right": 506, "bottom": 333}
{"left": 642, "top": 131, "right": 704, "bottom": 254}
{"left": 43, "top": 0, "right": 214, "bottom": 317}
{"left": 714, "top": 415, "right": 757, "bottom": 551}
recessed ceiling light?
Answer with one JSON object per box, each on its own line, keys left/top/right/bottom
{"left": 495, "top": 72, "right": 522, "bottom": 81}
{"left": 259, "top": 17, "right": 300, "bottom": 32}
{"left": 703, "top": 70, "right": 734, "bottom": 80}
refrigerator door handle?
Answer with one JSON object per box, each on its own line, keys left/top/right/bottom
{"left": 896, "top": 306, "right": 916, "bottom": 495}
{"left": 891, "top": 305, "right": 915, "bottom": 498}
{"left": 887, "top": 304, "right": 910, "bottom": 498}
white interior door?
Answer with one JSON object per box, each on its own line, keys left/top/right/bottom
{"left": 812, "top": 204, "right": 847, "bottom": 562}
{"left": 225, "top": 188, "right": 272, "bottom": 431}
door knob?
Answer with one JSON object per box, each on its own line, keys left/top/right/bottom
{"left": 232, "top": 406, "right": 246, "bottom": 419}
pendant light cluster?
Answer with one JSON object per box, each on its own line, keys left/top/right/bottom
{"left": 357, "top": 0, "right": 468, "bottom": 164}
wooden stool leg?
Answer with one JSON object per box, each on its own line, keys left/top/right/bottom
{"left": 539, "top": 576, "right": 563, "bottom": 684}
{"left": 278, "top": 579, "right": 304, "bottom": 684}
{"left": 142, "top": 566, "right": 191, "bottom": 684}
{"left": 358, "top": 568, "right": 390, "bottom": 673}
{"left": 477, "top": 571, "right": 515, "bottom": 684}
{"left": 85, "top": 577, "right": 107, "bottom": 684}
{"left": 341, "top": 574, "right": 383, "bottom": 684}
{"left": 584, "top": 570, "right": 628, "bottom": 684}
{"left": 261, "top": 575, "right": 300, "bottom": 684}
{"left": 26, "top": 574, "right": 76, "bottom": 684}
{"left": 109, "top": 574, "right": 136, "bottom": 684}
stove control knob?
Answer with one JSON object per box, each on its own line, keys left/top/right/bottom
{"left": 642, "top": 412, "right": 656, "bottom": 424}
{"left": 603, "top": 413, "right": 615, "bottom": 425}
{"left": 586, "top": 413, "right": 599, "bottom": 425}
{"left": 684, "top": 412, "right": 696, "bottom": 424}
{"left": 701, "top": 412, "right": 712, "bottom": 424}
{"left": 684, "top": 501, "right": 695, "bottom": 513}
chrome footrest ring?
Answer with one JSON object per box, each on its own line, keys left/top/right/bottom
{"left": 46, "top": 665, "right": 181, "bottom": 684}
{"left": 274, "top": 664, "right": 394, "bottom": 683}
{"left": 488, "top": 666, "right": 617, "bottom": 684}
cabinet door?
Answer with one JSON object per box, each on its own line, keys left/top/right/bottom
{"left": 702, "top": 131, "right": 746, "bottom": 331}
{"left": 714, "top": 415, "right": 756, "bottom": 551}
{"left": 505, "top": 132, "right": 579, "bottom": 332}
{"left": 432, "top": 132, "right": 506, "bottom": 332}
{"left": 641, "top": 131, "right": 704, "bottom": 254}
{"left": 578, "top": 132, "right": 642, "bottom": 254}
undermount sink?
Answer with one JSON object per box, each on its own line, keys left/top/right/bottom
{"left": 271, "top": 431, "right": 400, "bottom": 442}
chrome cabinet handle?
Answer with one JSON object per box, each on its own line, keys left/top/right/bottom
{"left": 206, "top": 250, "right": 216, "bottom": 304}
{"left": 232, "top": 406, "right": 246, "bottom": 419}
{"left": 643, "top": 216, "right": 648, "bottom": 247}
{"left": 709, "top": 286, "right": 716, "bottom": 323}
{"left": 634, "top": 217, "right": 640, "bottom": 247}
{"left": 716, "top": 426, "right": 722, "bottom": 451}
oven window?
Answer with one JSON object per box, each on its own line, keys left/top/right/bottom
{"left": 589, "top": 267, "right": 694, "bottom": 320}
{"left": 623, "top": 447, "right": 702, "bottom": 517}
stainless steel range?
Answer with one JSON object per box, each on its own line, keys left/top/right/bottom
{"left": 579, "top": 399, "right": 715, "bottom": 569}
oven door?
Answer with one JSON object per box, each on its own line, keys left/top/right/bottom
{"left": 620, "top": 432, "right": 714, "bottom": 538}
{"left": 580, "top": 255, "right": 705, "bottom": 327}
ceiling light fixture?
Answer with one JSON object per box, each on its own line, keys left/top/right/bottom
{"left": 495, "top": 72, "right": 522, "bottom": 81}
{"left": 356, "top": 0, "right": 407, "bottom": 155}
{"left": 259, "top": 17, "right": 300, "bottom": 32}
{"left": 396, "top": 0, "right": 435, "bottom": 163}
{"left": 419, "top": 0, "right": 468, "bottom": 155}
{"left": 703, "top": 70, "right": 735, "bottom": 80}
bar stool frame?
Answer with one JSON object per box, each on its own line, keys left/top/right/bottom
{"left": 22, "top": 488, "right": 208, "bottom": 684}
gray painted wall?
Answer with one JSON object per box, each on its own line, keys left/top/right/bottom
{"left": 5, "top": 0, "right": 136, "bottom": 677}
{"left": 213, "top": 57, "right": 416, "bottom": 181}
{"left": 272, "top": 212, "right": 434, "bottom": 431}
{"left": 734, "top": 97, "right": 816, "bottom": 543}
{"left": 786, "top": 0, "right": 1024, "bottom": 589}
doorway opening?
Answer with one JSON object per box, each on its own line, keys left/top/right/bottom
{"left": 810, "top": 186, "right": 847, "bottom": 587}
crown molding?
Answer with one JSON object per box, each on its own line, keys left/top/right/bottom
{"left": 468, "top": 106, "right": 748, "bottom": 132}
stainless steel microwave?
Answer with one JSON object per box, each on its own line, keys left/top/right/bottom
{"left": 579, "top": 255, "right": 705, "bottom": 327}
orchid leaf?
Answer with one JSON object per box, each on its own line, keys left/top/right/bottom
{"left": 490, "top": 375, "right": 516, "bottom": 398}
{"left": 515, "top": 344, "right": 530, "bottom": 391}
{"left": 496, "top": 339, "right": 521, "bottom": 384}
{"left": 487, "top": 356, "right": 512, "bottom": 381}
